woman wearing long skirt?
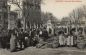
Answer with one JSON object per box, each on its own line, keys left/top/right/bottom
{"left": 66, "top": 29, "right": 76, "bottom": 47}
{"left": 67, "top": 35, "right": 74, "bottom": 46}
{"left": 59, "top": 31, "right": 65, "bottom": 46}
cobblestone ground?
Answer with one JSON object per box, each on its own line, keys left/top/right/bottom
{"left": 0, "top": 47, "right": 86, "bottom": 55}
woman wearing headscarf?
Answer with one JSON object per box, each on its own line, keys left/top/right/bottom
{"left": 58, "top": 31, "right": 65, "bottom": 47}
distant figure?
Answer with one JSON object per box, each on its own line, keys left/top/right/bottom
{"left": 39, "top": 29, "right": 43, "bottom": 38}
{"left": 77, "top": 28, "right": 85, "bottom": 49}
{"left": 24, "top": 31, "right": 29, "bottom": 47}
{"left": 30, "top": 28, "right": 38, "bottom": 46}
{"left": 49, "top": 28, "right": 52, "bottom": 34}
{"left": 18, "top": 29, "right": 25, "bottom": 49}
{"left": 58, "top": 31, "right": 65, "bottom": 46}
{"left": 42, "top": 27, "right": 48, "bottom": 41}
{"left": 67, "top": 34, "right": 74, "bottom": 46}
{"left": 66, "top": 28, "right": 77, "bottom": 47}
{"left": 77, "top": 28, "right": 84, "bottom": 43}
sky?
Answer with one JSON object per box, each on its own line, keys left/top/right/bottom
{"left": 41, "top": 0, "right": 86, "bottom": 20}
{"left": 9, "top": 0, "right": 86, "bottom": 20}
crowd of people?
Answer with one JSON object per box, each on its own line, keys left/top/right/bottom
{"left": 0, "top": 26, "right": 86, "bottom": 52}
{"left": 58, "top": 28, "right": 86, "bottom": 48}
{"left": 14, "top": 27, "right": 85, "bottom": 49}
{"left": 7, "top": 27, "right": 50, "bottom": 50}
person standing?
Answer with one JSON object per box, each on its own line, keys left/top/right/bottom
{"left": 58, "top": 31, "right": 65, "bottom": 47}
{"left": 39, "top": 29, "right": 43, "bottom": 38}
{"left": 42, "top": 27, "right": 48, "bottom": 41}
{"left": 67, "top": 34, "right": 74, "bottom": 46}
{"left": 24, "top": 31, "right": 29, "bottom": 47}
{"left": 18, "top": 29, "right": 25, "bottom": 49}
{"left": 66, "top": 29, "right": 77, "bottom": 47}
{"left": 77, "top": 28, "right": 85, "bottom": 49}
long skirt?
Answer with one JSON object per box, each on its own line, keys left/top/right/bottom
{"left": 67, "top": 36, "right": 74, "bottom": 46}
{"left": 59, "top": 35, "right": 65, "bottom": 46}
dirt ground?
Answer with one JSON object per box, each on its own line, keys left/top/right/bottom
{"left": 0, "top": 47, "right": 86, "bottom": 55}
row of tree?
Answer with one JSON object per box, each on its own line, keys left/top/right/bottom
{"left": 8, "top": 0, "right": 59, "bottom": 29}
{"left": 61, "top": 5, "right": 86, "bottom": 26}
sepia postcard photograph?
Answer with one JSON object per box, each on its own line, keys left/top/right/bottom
{"left": 0, "top": 0, "right": 86, "bottom": 55}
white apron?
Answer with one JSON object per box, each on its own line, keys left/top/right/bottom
{"left": 59, "top": 35, "right": 65, "bottom": 45}
{"left": 67, "top": 36, "right": 73, "bottom": 46}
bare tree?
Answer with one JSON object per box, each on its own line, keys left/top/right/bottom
{"left": 69, "top": 5, "right": 86, "bottom": 25}
{"left": 41, "top": 12, "right": 58, "bottom": 25}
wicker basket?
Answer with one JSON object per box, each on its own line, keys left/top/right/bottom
{"left": 77, "top": 42, "right": 86, "bottom": 49}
